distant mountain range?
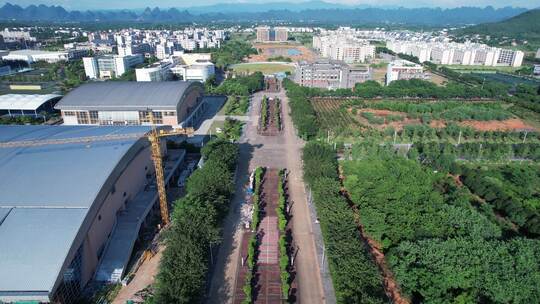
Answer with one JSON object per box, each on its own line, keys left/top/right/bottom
{"left": 0, "top": 2, "right": 530, "bottom": 26}
{"left": 458, "top": 9, "right": 540, "bottom": 40}
{"left": 185, "top": 1, "right": 362, "bottom": 14}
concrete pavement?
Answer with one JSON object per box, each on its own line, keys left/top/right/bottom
{"left": 207, "top": 88, "right": 329, "bottom": 304}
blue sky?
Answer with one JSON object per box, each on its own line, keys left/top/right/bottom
{"left": 6, "top": 0, "right": 540, "bottom": 10}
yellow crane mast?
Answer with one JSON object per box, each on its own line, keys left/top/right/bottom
{"left": 146, "top": 112, "right": 194, "bottom": 226}
{"left": 0, "top": 119, "right": 194, "bottom": 226}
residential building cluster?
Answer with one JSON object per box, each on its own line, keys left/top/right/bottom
{"left": 313, "top": 30, "right": 376, "bottom": 63}
{"left": 255, "top": 26, "right": 288, "bottom": 43}
{"left": 86, "top": 27, "right": 226, "bottom": 56}
{"left": 295, "top": 59, "right": 371, "bottom": 89}
{"left": 1, "top": 28, "right": 36, "bottom": 42}
{"left": 81, "top": 27, "right": 221, "bottom": 80}
{"left": 386, "top": 40, "right": 524, "bottom": 67}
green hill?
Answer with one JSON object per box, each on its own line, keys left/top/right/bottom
{"left": 458, "top": 9, "right": 540, "bottom": 44}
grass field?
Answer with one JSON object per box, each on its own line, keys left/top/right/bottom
{"left": 232, "top": 63, "right": 295, "bottom": 75}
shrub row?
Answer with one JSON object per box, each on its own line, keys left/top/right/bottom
{"left": 303, "top": 142, "right": 388, "bottom": 303}
{"left": 260, "top": 96, "right": 269, "bottom": 130}
{"left": 154, "top": 140, "right": 239, "bottom": 304}
{"left": 275, "top": 98, "right": 282, "bottom": 131}
{"left": 276, "top": 169, "right": 291, "bottom": 300}
{"left": 242, "top": 167, "right": 264, "bottom": 304}
{"left": 283, "top": 79, "right": 319, "bottom": 139}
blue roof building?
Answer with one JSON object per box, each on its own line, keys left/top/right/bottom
{"left": 0, "top": 125, "right": 185, "bottom": 303}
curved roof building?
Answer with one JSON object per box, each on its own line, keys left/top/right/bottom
{"left": 55, "top": 81, "right": 205, "bottom": 127}
{"left": 0, "top": 94, "right": 62, "bottom": 117}
{"left": 0, "top": 125, "right": 183, "bottom": 303}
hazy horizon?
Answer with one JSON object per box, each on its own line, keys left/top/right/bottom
{"left": 4, "top": 0, "right": 540, "bottom": 11}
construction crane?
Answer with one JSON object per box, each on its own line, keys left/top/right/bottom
{"left": 0, "top": 115, "right": 194, "bottom": 226}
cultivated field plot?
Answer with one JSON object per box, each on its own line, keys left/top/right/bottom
{"left": 349, "top": 99, "right": 537, "bottom": 131}
{"left": 311, "top": 98, "right": 363, "bottom": 133}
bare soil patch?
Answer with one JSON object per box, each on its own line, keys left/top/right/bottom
{"left": 348, "top": 107, "right": 536, "bottom": 132}
{"left": 459, "top": 119, "right": 536, "bottom": 131}
{"left": 249, "top": 43, "right": 317, "bottom": 62}
{"left": 350, "top": 108, "right": 420, "bottom": 131}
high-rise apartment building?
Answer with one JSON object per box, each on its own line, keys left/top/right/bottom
{"left": 387, "top": 40, "right": 524, "bottom": 67}
{"left": 274, "top": 27, "right": 288, "bottom": 42}
{"left": 256, "top": 26, "right": 288, "bottom": 42}
{"left": 313, "top": 35, "right": 375, "bottom": 63}
{"left": 256, "top": 27, "right": 271, "bottom": 42}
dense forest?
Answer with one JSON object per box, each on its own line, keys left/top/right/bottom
{"left": 207, "top": 72, "right": 264, "bottom": 96}
{"left": 208, "top": 39, "right": 258, "bottom": 69}
{"left": 285, "top": 68, "right": 540, "bottom": 303}
{"left": 302, "top": 142, "right": 388, "bottom": 304}
{"left": 342, "top": 157, "right": 540, "bottom": 303}
{"left": 456, "top": 9, "right": 540, "bottom": 45}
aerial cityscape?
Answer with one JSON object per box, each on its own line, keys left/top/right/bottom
{"left": 0, "top": 1, "right": 539, "bottom": 304}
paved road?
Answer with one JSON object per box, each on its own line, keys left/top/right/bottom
{"left": 208, "top": 88, "right": 328, "bottom": 304}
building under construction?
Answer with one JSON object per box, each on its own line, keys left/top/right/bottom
{"left": 0, "top": 125, "right": 190, "bottom": 303}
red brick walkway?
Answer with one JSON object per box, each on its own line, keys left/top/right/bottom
{"left": 255, "top": 169, "right": 281, "bottom": 303}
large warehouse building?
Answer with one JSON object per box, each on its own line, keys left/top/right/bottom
{"left": 0, "top": 125, "right": 187, "bottom": 303}
{"left": 55, "top": 81, "right": 205, "bottom": 127}
{"left": 0, "top": 94, "right": 62, "bottom": 117}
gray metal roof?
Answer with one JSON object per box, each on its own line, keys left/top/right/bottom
{"left": 0, "top": 125, "right": 151, "bottom": 300}
{"left": 55, "top": 81, "right": 204, "bottom": 111}
{"left": 0, "top": 208, "right": 86, "bottom": 292}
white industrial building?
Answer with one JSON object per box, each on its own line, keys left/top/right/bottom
{"left": 387, "top": 41, "right": 524, "bottom": 67}
{"left": 313, "top": 34, "right": 375, "bottom": 63}
{"left": 0, "top": 94, "right": 62, "bottom": 117}
{"left": 386, "top": 60, "right": 425, "bottom": 85}
{"left": 2, "top": 49, "right": 88, "bottom": 63}
{"left": 170, "top": 61, "right": 215, "bottom": 82}
{"left": 83, "top": 54, "right": 144, "bottom": 79}
{"left": 136, "top": 53, "right": 215, "bottom": 83}
{"left": 135, "top": 60, "right": 175, "bottom": 82}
